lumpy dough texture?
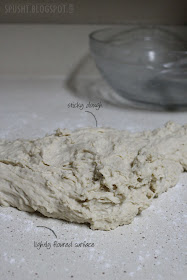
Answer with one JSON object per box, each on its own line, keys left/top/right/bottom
{"left": 0, "top": 122, "right": 186, "bottom": 230}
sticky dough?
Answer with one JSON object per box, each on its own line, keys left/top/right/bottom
{"left": 0, "top": 122, "right": 186, "bottom": 230}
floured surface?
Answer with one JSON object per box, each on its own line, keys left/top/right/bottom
{"left": 0, "top": 76, "right": 187, "bottom": 280}
{"left": 0, "top": 122, "right": 186, "bottom": 230}
{"left": 0, "top": 179, "right": 186, "bottom": 280}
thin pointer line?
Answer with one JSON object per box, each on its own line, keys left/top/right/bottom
{"left": 85, "top": 111, "right": 98, "bottom": 127}
{"left": 36, "top": 226, "right": 57, "bottom": 238}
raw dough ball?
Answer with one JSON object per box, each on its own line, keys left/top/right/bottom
{"left": 0, "top": 122, "right": 186, "bottom": 230}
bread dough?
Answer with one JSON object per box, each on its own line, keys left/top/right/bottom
{"left": 0, "top": 122, "right": 186, "bottom": 230}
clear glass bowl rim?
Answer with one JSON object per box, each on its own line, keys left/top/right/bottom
{"left": 89, "top": 26, "right": 187, "bottom": 55}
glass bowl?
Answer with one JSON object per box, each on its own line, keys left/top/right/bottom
{"left": 89, "top": 26, "right": 187, "bottom": 109}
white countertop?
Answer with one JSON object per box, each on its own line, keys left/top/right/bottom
{"left": 0, "top": 25, "right": 186, "bottom": 280}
